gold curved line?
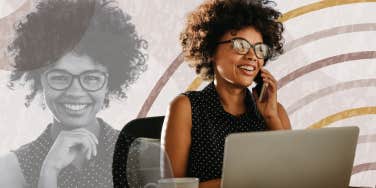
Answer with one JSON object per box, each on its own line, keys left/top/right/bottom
{"left": 186, "top": 77, "right": 203, "bottom": 91}
{"left": 279, "top": 0, "right": 376, "bottom": 22}
{"left": 308, "top": 107, "right": 376, "bottom": 129}
{"left": 186, "top": 0, "right": 376, "bottom": 91}
{"left": 186, "top": 77, "right": 204, "bottom": 91}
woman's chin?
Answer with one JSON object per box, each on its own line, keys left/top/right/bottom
{"left": 233, "top": 79, "right": 254, "bottom": 88}
{"left": 232, "top": 75, "right": 255, "bottom": 88}
{"left": 56, "top": 117, "right": 95, "bottom": 129}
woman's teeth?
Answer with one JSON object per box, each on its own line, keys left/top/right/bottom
{"left": 64, "top": 104, "right": 88, "bottom": 111}
{"left": 239, "top": 65, "right": 255, "bottom": 71}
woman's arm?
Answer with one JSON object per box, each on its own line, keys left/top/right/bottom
{"left": 161, "top": 95, "right": 192, "bottom": 177}
{"left": 0, "top": 152, "right": 27, "bottom": 188}
{"left": 253, "top": 68, "right": 292, "bottom": 130}
{"left": 199, "top": 179, "right": 221, "bottom": 188}
{"left": 162, "top": 96, "right": 222, "bottom": 188}
{"left": 277, "top": 103, "right": 291, "bottom": 130}
{"left": 262, "top": 102, "right": 291, "bottom": 130}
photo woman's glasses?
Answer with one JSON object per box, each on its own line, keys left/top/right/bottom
{"left": 45, "top": 69, "right": 108, "bottom": 92}
{"left": 217, "top": 37, "right": 271, "bottom": 59}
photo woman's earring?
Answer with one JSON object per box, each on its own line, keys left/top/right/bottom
{"left": 103, "top": 95, "right": 110, "bottom": 109}
{"left": 40, "top": 93, "right": 47, "bottom": 110}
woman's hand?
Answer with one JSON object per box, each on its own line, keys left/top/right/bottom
{"left": 252, "top": 68, "right": 287, "bottom": 130}
{"left": 41, "top": 128, "right": 98, "bottom": 173}
{"left": 252, "top": 68, "right": 278, "bottom": 119}
{"left": 38, "top": 128, "right": 98, "bottom": 188}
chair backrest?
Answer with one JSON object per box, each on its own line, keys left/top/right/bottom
{"left": 113, "top": 116, "right": 166, "bottom": 187}
{"left": 121, "top": 116, "right": 165, "bottom": 139}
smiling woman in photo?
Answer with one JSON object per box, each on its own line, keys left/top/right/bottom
{"left": 0, "top": 0, "right": 146, "bottom": 187}
{"left": 161, "top": 0, "right": 291, "bottom": 187}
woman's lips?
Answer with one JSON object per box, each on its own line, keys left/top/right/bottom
{"left": 238, "top": 64, "right": 256, "bottom": 76}
{"left": 64, "top": 104, "right": 88, "bottom": 110}
{"left": 60, "top": 103, "right": 91, "bottom": 116}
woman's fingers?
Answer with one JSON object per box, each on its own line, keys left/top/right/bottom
{"left": 43, "top": 129, "right": 99, "bottom": 171}
{"left": 70, "top": 129, "right": 98, "bottom": 157}
{"left": 74, "top": 131, "right": 97, "bottom": 159}
{"left": 260, "top": 69, "right": 277, "bottom": 94}
{"left": 65, "top": 135, "right": 93, "bottom": 160}
{"left": 71, "top": 128, "right": 99, "bottom": 144}
{"left": 261, "top": 69, "right": 277, "bottom": 83}
{"left": 81, "top": 134, "right": 96, "bottom": 160}
{"left": 61, "top": 129, "right": 98, "bottom": 160}
{"left": 263, "top": 77, "right": 276, "bottom": 93}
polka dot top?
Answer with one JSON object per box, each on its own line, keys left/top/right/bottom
{"left": 12, "top": 118, "right": 119, "bottom": 188}
{"left": 183, "top": 82, "right": 267, "bottom": 182}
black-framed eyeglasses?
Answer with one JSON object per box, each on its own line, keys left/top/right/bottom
{"left": 217, "top": 37, "right": 271, "bottom": 59}
{"left": 45, "top": 69, "right": 108, "bottom": 92}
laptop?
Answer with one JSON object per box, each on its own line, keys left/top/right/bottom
{"left": 221, "top": 127, "right": 359, "bottom": 188}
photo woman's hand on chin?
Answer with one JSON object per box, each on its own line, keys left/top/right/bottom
{"left": 42, "top": 128, "right": 98, "bottom": 172}
{"left": 38, "top": 128, "right": 98, "bottom": 187}
{"left": 252, "top": 68, "right": 289, "bottom": 130}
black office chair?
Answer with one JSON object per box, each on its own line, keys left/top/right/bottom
{"left": 121, "top": 116, "right": 165, "bottom": 139}
{"left": 113, "top": 116, "right": 165, "bottom": 188}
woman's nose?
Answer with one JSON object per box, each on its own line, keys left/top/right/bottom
{"left": 64, "top": 78, "right": 86, "bottom": 95}
{"left": 245, "top": 48, "right": 265, "bottom": 67}
{"left": 245, "top": 48, "right": 258, "bottom": 62}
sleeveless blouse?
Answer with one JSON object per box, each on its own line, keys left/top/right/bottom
{"left": 183, "top": 82, "right": 267, "bottom": 182}
{"left": 12, "top": 119, "right": 119, "bottom": 188}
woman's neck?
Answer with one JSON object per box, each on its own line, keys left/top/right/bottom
{"left": 49, "top": 119, "right": 101, "bottom": 141}
{"left": 214, "top": 78, "right": 247, "bottom": 116}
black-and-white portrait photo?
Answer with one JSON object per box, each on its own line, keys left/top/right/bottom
{"left": 1, "top": 0, "right": 375, "bottom": 187}
{"left": 0, "top": 0, "right": 147, "bottom": 187}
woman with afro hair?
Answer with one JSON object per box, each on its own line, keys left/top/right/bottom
{"left": 0, "top": 0, "right": 146, "bottom": 187}
{"left": 162, "top": 0, "right": 291, "bottom": 187}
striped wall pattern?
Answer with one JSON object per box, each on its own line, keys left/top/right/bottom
{"left": 0, "top": 0, "right": 375, "bottom": 186}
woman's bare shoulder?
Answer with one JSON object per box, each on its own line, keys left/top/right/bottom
{"left": 170, "top": 94, "right": 191, "bottom": 111}
{"left": 162, "top": 94, "right": 192, "bottom": 137}
{"left": 0, "top": 152, "right": 27, "bottom": 188}
{"left": 165, "top": 94, "right": 192, "bottom": 125}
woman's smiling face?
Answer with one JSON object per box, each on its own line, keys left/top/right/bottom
{"left": 41, "top": 52, "right": 108, "bottom": 129}
{"left": 212, "top": 26, "right": 265, "bottom": 88}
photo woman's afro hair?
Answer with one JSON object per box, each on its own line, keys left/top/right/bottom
{"left": 7, "top": 0, "right": 148, "bottom": 107}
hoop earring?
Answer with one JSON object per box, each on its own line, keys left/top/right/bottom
{"left": 103, "top": 95, "right": 110, "bottom": 109}
{"left": 39, "top": 93, "right": 47, "bottom": 110}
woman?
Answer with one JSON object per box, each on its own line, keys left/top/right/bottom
{"left": 0, "top": 0, "right": 146, "bottom": 187}
{"left": 161, "top": 0, "right": 291, "bottom": 187}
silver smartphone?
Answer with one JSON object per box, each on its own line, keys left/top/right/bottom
{"left": 258, "top": 83, "right": 268, "bottom": 102}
